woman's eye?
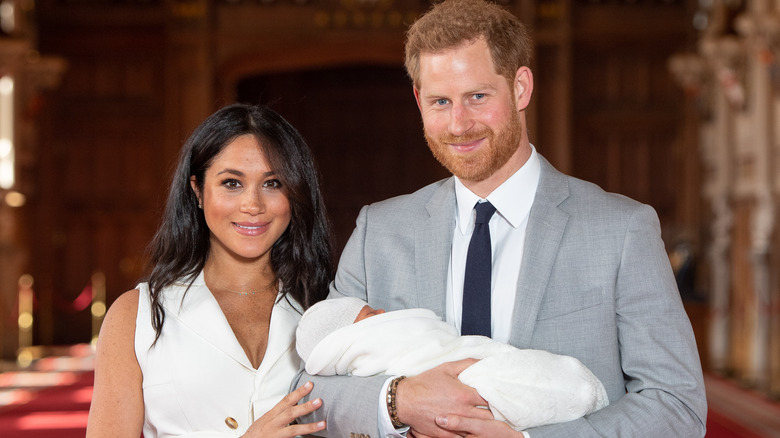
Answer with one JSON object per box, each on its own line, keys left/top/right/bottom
{"left": 222, "top": 179, "right": 241, "bottom": 189}
{"left": 263, "top": 179, "right": 283, "bottom": 189}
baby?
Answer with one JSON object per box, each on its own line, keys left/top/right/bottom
{"left": 296, "top": 297, "right": 609, "bottom": 431}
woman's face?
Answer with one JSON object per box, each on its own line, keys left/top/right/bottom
{"left": 191, "top": 134, "right": 291, "bottom": 264}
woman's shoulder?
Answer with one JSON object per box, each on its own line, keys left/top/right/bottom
{"left": 89, "top": 288, "right": 145, "bottom": 438}
{"left": 111, "top": 289, "right": 140, "bottom": 313}
{"left": 93, "top": 289, "right": 142, "bottom": 382}
{"left": 101, "top": 289, "right": 141, "bottom": 338}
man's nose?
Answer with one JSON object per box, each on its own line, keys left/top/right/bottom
{"left": 449, "top": 103, "right": 474, "bottom": 136}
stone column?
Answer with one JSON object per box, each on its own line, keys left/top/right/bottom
{"left": 699, "top": 35, "right": 743, "bottom": 374}
{"left": 734, "top": 11, "right": 777, "bottom": 389}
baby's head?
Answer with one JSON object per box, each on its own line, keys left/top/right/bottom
{"left": 296, "top": 297, "right": 385, "bottom": 361}
{"left": 354, "top": 303, "right": 386, "bottom": 322}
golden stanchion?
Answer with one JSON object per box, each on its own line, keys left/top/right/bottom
{"left": 90, "top": 271, "right": 106, "bottom": 346}
{"left": 17, "top": 274, "right": 34, "bottom": 368}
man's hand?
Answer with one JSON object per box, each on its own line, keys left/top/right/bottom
{"left": 395, "top": 358, "right": 493, "bottom": 437}
{"left": 435, "top": 414, "right": 522, "bottom": 438}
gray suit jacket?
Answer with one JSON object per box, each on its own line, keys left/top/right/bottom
{"left": 300, "top": 156, "right": 707, "bottom": 437}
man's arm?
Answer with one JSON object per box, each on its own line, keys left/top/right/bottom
{"left": 535, "top": 203, "right": 705, "bottom": 437}
{"left": 295, "top": 371, "right": 388, "bottom": 437}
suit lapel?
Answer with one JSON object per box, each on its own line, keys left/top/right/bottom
{"left": 510, "top": 157, "right": 570, "bottom": 347}
{"left": 415, "top": 178, "right": 456, "bottom": 317}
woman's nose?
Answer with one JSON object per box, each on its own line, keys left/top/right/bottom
{"left": 240, "top": 191, "right": 264, "bottom": 215}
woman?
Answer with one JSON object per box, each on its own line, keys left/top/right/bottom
{"left": 87, "top": 104, "right": 332, "bottom": 437}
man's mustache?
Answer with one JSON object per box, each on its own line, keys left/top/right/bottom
{"left": 436, "top": 128, "right": 492, "bottom": 145}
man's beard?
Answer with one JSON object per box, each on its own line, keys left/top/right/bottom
{"left": 425, "top": 109, "right": 523, "bottom": 182}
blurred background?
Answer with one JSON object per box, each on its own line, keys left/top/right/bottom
{"left": 0, "top": 0, "right": 778, "bottom": 435}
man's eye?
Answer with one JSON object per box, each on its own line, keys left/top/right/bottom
{"left": 473, "top": 93, "right": 486, "bottom": 100}
{"left": 435, "top": 98, "right": 449, "bottom": 106}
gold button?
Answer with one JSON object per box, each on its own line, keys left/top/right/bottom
{"left": 225, "top": 417, "right": 238, "bottom": 429}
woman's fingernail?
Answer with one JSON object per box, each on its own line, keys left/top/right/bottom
{"left": 312, "top": 398, "right": 322, "bottom": 407}
{"left": 317, "top": 421, "right": 326, "bottom": 428}
{"left": 436, "top": 415, "right": 448, "bottom": 426}
{"left": 304, "top": 381, "right": 312, "bottom": 389}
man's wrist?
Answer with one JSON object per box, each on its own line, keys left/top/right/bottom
{"left": 386, "top": 375, "right": 407, "bottom": 428}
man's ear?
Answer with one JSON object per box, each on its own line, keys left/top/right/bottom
{"left": 514, "top": 67, "right": 533, "bottom": 111}
{"left": 413, "top": 87, "right": 422, "bottom": 112}
{"left": 189, "top": 176, "right": 202, "bottom": 206}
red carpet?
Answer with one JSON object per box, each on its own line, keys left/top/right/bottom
{"left": 707, "top": 409, "right": 767, "bottom": 438}
{"left": 704, "top": 373, "right": 780, "bottom": 437}
{"left": 0, "top": 372, "right": 92, "bottom": 438}
{"left": 0, "top": 345, "right": 93, "bottom": 437}
{"left": 0, "top": 346, "right": 778, "bottom": 437}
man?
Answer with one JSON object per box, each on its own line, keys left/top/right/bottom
{"left": 299, "top": 0, "right": 707, "bottom": 436}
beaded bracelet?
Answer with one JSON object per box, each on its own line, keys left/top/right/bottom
{"left": 386, "top": 376, "right": 407, "bottom": 429}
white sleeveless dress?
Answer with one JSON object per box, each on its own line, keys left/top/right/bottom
{"left": 135, "top": 271, "right": 303, "bottom": 437}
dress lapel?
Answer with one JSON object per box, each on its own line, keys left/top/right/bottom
{"left": 256, "top": 294, "right": 302, "bottom": 375}
{"left": 510, "top": 157, "right": 570, "bottom": 347}
{"left": 163, "top": 271, "right": 254, "bottom": 370}
{"left": 165, "top": 273, "right": 303, "bottom": 372}
{"left": 416, "top": 178, "right": 457, "bottom": 317}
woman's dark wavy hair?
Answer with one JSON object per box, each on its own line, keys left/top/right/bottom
{"left": 144, "top": 103, "right": 333, "bottom": 342}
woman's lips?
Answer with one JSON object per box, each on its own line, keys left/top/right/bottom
{"left": 233, "top": 222, "right": 267, "bottom": 236}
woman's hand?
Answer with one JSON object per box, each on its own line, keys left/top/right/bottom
{"left": 242, "top": 381, "right": 326, "bottom": 438}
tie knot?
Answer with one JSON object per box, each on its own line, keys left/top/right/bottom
{"left": 474, "top": 201, "right": 496, "bottom": 224}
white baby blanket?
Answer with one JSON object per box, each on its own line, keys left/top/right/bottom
{"left": 302, "top": 308, "right": 609, "bottom": 430}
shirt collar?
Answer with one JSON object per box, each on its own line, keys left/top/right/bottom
{"left": 454, "top": 145, "right": 540, "bottom": 233}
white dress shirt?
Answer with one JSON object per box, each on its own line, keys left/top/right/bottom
{"left": 447, "top": 146, "right": 540, "bottom": 343}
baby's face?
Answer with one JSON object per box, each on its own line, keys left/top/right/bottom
{"left": 354, "top": 305, "right": 385, "bottom": 323}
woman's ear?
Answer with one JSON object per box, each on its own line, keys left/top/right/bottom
{"left": 189, "top": 176, "right": 202, "bottom": 208}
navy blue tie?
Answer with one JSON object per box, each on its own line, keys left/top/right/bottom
{"left": 462, "top": 201, "right": 496, "bottom": 337}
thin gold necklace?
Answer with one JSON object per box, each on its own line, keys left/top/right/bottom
{"left": 212, "top": 279, "right": 275, "bottom": 297}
